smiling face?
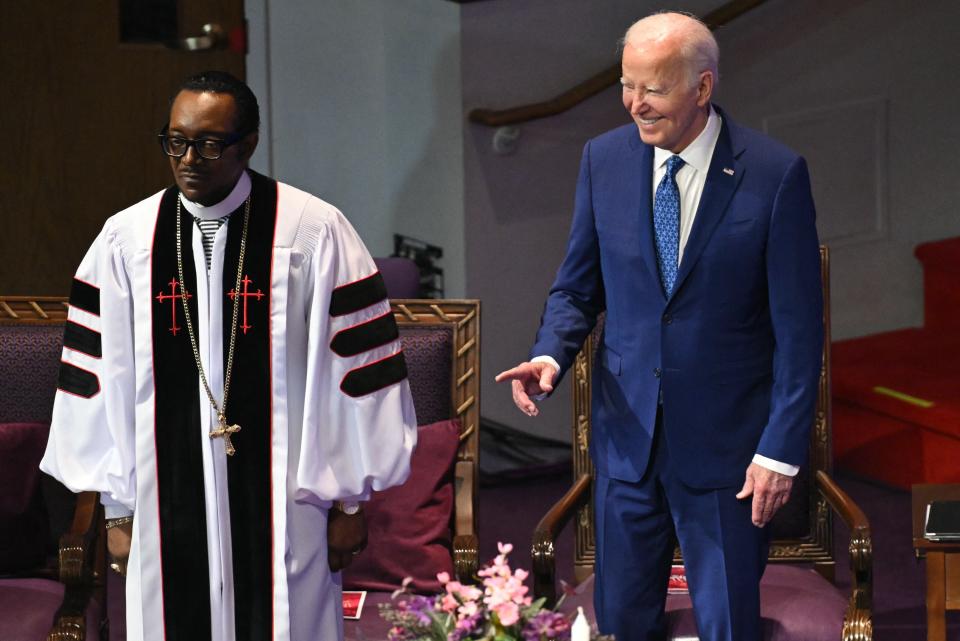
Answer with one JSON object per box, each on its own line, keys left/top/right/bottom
{"left": 166, "top": 90, "right": 258, "bottom": 206}
{"left": 620, "top": 36, "right": 713, "bottom": 154}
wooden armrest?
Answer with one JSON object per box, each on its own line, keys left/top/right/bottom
{"left": 531, "top": 474, "right": 592, "bottom": 605}
{"left": 48, "top": 491, "right": 104, "bottom": 641}
{"left": 453, "top": 534, "right": 479, "bottom": 583}
{"left": 453, "top": 459, "right": 478, "bottom": 583}
{"left": 454, "top": 459, "right": 475, "bottom": 539}
{"left": 816, "top": 471, "right": 873, "bottom": 641}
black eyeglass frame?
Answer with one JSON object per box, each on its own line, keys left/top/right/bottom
{"left": 157, "top": 125, "right": 249, "bottom": 160}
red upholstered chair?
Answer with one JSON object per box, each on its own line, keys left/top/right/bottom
{"left": 342, "top": 299, "right": 480, "bottom": 640}
{"left": 0, "top": 297, "right": 108, "bottom": 641}
{"left": 531, "top": 248, "right": 874, "bottom": 641}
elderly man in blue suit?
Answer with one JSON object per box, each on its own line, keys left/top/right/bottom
{"left": 496, "top": 11, "right": 823, "bottom": 641}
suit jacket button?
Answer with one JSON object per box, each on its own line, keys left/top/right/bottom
{"left": 653, "top": 367, "right": 662, "bottom": 378}
{"left": 663, "top": 313, "right": 672, "bottom": 324}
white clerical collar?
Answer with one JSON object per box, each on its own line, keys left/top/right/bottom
{"left": 654, "top": 106, "right": 722, "bottom": 174}
{"left": 178, "top": 171, "right": 251, "bottom": 220}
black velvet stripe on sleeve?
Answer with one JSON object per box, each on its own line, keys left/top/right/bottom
{"left": 57, "top": 362, "right": 100, "bottom": 398}
{"left": 69, "top": 279, "right": 100, "bottom": 316}
{"left": 340, "top": 351, "right": 408, "bottom": 397}
{"left": 329, "top": 312, "right": 399, "bottom": 357}
{"left": 328, "top": 272, "right": 388, "bottom": 317}
{"left": 63, "top": 321, "right": 102, "bottom": 358}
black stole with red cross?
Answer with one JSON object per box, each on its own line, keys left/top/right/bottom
{"left": 151, "top": 171, "right": 277, "bottom": 641}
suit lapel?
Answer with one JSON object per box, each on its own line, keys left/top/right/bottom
{"left": 671, "top": 118, "right": 745, "bottom": 298}
{"left": 627, "top": 133, "right": 660, "bottom": 292}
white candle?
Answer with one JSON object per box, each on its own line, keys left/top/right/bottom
{"left": 572, "top": 606, "right": 590, "bottom": 641}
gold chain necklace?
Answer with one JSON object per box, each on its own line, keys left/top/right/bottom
{"left": 175, "top": 195, "right": 251, "bottom": 456}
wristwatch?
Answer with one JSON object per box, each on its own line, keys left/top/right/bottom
{"left": 335, "top": 501, "right": 362, "bottom": 515}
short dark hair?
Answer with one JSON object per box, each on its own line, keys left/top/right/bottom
{"left": 174, "top": 70, "right": 260, "bottom": 135}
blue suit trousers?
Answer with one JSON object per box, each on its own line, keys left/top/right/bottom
{"left": 594, "top": 412, "right": 770, "bottom": 641}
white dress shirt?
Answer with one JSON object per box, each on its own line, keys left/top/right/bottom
{"left": 533, "top": 107, "right": 798, "bottom": 477}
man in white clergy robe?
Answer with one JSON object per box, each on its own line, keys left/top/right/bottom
{"left": 40, "top": 71, "right": 417, "bottom": 641}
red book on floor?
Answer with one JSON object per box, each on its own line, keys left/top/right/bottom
{"left": 668, "top": 565, "right": 688, "bottom": 594}
{"left": 343, "top": 591, "right": 367, "bottom": 619}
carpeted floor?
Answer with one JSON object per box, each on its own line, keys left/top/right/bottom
{"left": 478, "top": 470, "right": 960, "bottom": 641}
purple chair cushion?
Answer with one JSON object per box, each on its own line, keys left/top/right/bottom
{"left": 557, "top": 565, "right": 847, "bottom": 641}
{"left": 0, "top": 423, "right": 50, "bottom": 572}
{"left": 342, "top": 419, "right": 460, "bottom": 594}
{"left": 0, "top": 578, "right": 100, "bottom": 641}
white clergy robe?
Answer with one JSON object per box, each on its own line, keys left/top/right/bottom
{"left": 40, "top": 170, "right": 417, "bottom": 641}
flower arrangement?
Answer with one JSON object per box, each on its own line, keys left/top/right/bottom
{"left": 380, "top": 542, "right": 613, "bottom": 641}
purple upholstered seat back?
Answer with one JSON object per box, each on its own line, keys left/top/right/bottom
{"left": 399, "top": 325, "right": 453, "bottom": 425}
{"left": 0, "top": 323, "right": 63, "bottom": 573}
{"left": 374, "top": 257, "right": 421, "bottom": 299}
{"left": 0, "top": 324, "right": 62, "bottom": 424}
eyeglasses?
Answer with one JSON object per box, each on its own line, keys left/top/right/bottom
{"left": 157, "top": 126, "right": 247, "bottom": 160}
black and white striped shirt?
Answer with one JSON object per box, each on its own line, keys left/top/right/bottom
{"left": 193, "top": 215, "right": 231, "bottom": 270}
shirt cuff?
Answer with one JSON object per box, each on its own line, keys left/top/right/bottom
{"left": 752, "top": 454, "right": 799, "bottom": 477}
{"left": 529, "top": 355, "right": 561, "bottom": 400}
{"left": 101, "top": 495, "right": 134, "bottom": 519}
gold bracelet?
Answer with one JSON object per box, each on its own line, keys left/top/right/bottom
{"left": 106, "top": 516, "right": 134, "bottom": 529}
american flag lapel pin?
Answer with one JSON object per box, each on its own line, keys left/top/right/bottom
{"left": 723, "top": 167, "right": 735, "bottom": 176}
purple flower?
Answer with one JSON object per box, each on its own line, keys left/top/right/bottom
{"left": 403, "top": 595, "right": 435, "bottom": 626}
{"left": 448, "top": 611, "right": 482, "bottom": 640}
{"left": 522, "top": 610, "right": 572, "bottom": 641}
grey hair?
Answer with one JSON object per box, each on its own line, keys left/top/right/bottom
{"left": 620, "top": 11, "right": 719, "bottom": 90}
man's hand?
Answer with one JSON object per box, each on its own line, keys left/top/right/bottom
{"left": 494, "top": 361, "right": 558, "bottom": 417}
{"left": 735, "top": 463, "right": 794, "bottom": 527}
{"left": 107, "top": 521, "right": 132, "bottom": 575}
{"left": 327, "top": 507, "right": 367, "bottom": 572}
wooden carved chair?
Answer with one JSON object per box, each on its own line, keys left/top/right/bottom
{"left": 342, "top": 299, "right": 480, "bottom": 640}
{"left": 0, "top": 297, "right": 108, "bottom": 641}
{"left": 531, "top": 248, "right": 873, "bottom": 641}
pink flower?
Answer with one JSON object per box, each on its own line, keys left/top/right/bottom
{"left": 437, "top": 571, "right": 451, "bottom": 584}
{"left": 390, "top": 576, "right": 414, "bottom": 600}
{"left": 457, "top": 600, "right": 478, "bottom": 618}
{"left": 445, "top": 580, "right": 463, "bottom": 594}
{"left": 440, "top": 593, "right": 459, "bottom": 613}
{"left": 478, "top": 541, "right": 534, "bottom": 625}
{"left": 458, "top": 584, "right": 483, "bottom": 602}
{"left": 494, "top": 601, "right": 520, "bottom": 626}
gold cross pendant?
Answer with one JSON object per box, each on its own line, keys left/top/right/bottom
{"left": 210, "top": 415, "right": 241, "bottom": 456}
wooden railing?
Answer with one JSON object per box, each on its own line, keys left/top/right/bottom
{"left": 468, "top": 0, "right": 769, "bottom": 127}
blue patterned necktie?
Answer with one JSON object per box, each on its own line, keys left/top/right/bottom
{"left": 653, "top": 155, "right": 685, "bottom": 296}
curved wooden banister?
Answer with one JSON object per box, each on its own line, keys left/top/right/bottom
{"left": 468, "top": 0, "right": 769, "bottom": 127}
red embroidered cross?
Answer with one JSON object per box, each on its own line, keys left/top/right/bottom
{"left": 155, "top": 278, "right": 192, "bottom": 336}
{"left": 227, "top": 275, "right": 264, "bottom": 334}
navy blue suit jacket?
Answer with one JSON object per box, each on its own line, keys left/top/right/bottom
{"left": 532, "top": 108, "right": 823, "bottom": 488}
